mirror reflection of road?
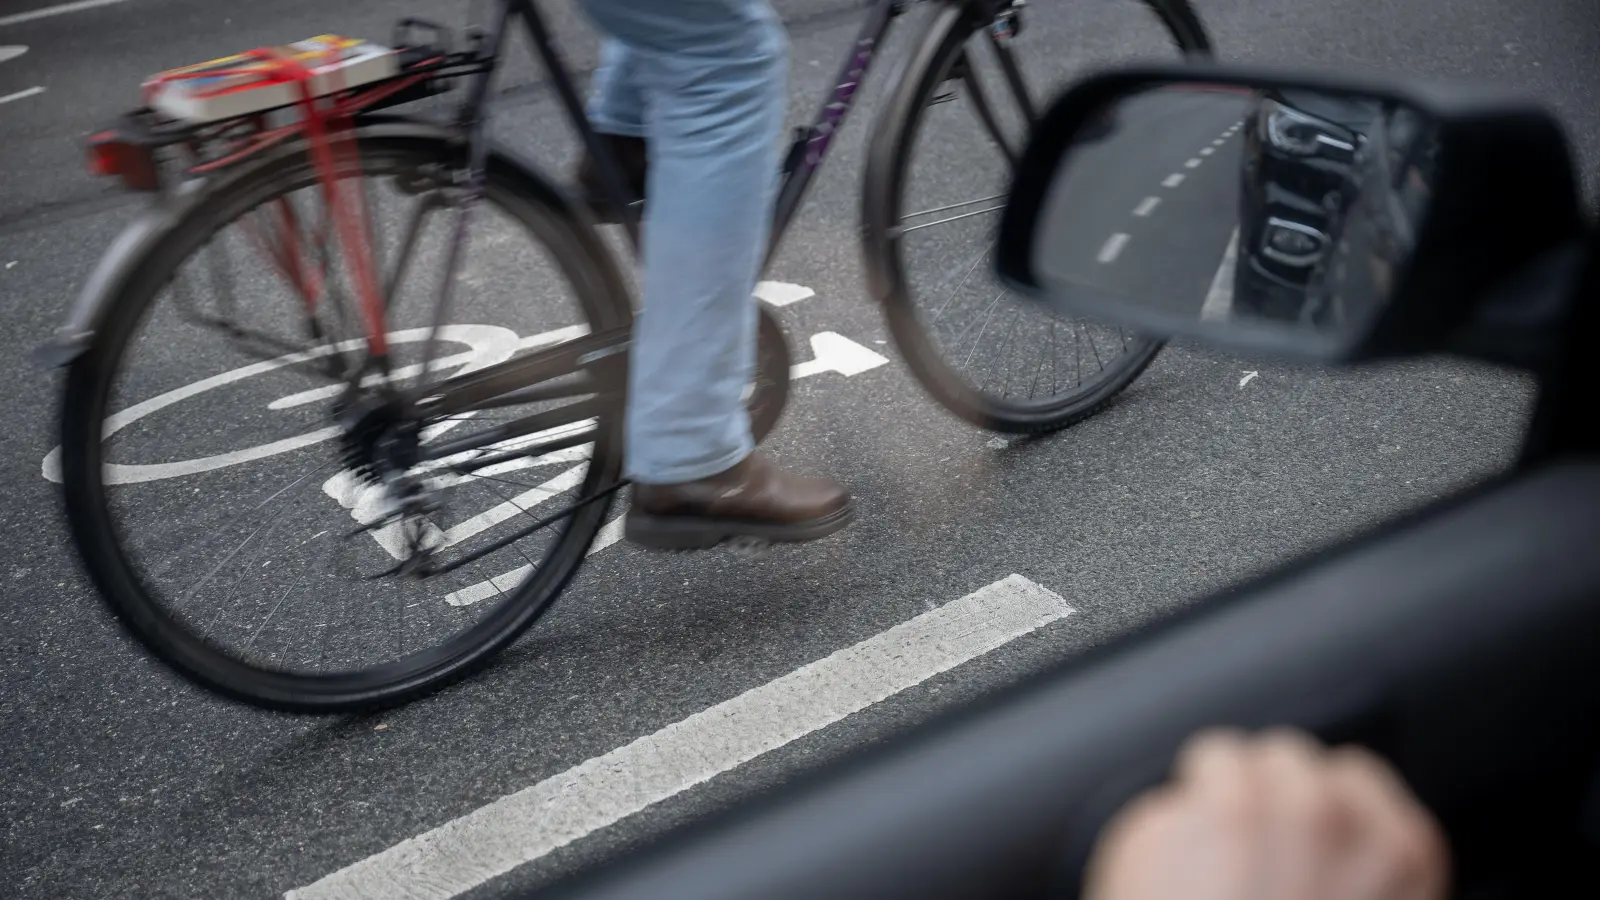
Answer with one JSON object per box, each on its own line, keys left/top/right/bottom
{"left": 1038, "top": 87, "right": 1250, "bottom": 318}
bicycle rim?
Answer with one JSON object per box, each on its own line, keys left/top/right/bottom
{"left": 863, "top": 0, "right": 1213, "bottom": 434}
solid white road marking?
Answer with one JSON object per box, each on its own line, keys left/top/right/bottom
{"left": 0, "top": 85, "right": 44, "bottom": 106}
{"left": 436, "top": 466, "right": 587, "bottom": 549}
{"left": 0, "top": 45, "right": 27, "bottom": 63}
{"left": 754, "top": 280, "right": 816, "bottom": 307}
{"left": 1239, "top": 370, "right": 1259, "bottom": 388}
{"left": 1097, "top": 233, "right": 1130, "bottom": 264}
{"left": 789, "top": 331, "right": 889, "bottom": 379}
{"left": 287, "top": 574, "right": 1074, "bottom": 900}
{"left": 41, "top": 325, "right": 520, "bottom": 485}
{"left": 0, "top": 0, "right": 132, "bottom": 28}
{"left": 587, "top": 515, "right": 626, "bottom": 556}
{"left": 1200, "top": 226, "right": 1240, "bottom": 321}
{"left": 1162, "top": 173, "right": 1185, "bottom": 188}
{"left": 269, "top": 325, "right": 586, "bottom": 411}
{"left": 1184, "top": 157, "right": 1203, "bottom": 169}
{"left": 1132, "top": 196, "right": 1160, "bottom": 217}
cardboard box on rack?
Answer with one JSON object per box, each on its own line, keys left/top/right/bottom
{"left": 143, "top": 35, "right": 400, "bottom": 123}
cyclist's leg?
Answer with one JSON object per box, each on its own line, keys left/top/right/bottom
{"left": 578, "top": 38, "right": 650, "bottom": 218}
{"left": 576, "top": 0, "right": 786, "bottom": 484}
{"left": 588, "top": 37, "right": 645, "bottom": 137}
{"left": 574, "top": 0, "right": 851, "bottom": 547}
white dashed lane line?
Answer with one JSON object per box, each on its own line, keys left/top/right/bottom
{"left": 0, "top": 44, "right": 43, "bottom": 108}
{"left": 1098, "top": 121, "right": 1242, "bottom": 266}
{"left": 0, "top": 0, "right": 134, "bottom": 28}
{"left": 1097, "top": 232, "right": 1131, "bottom": 263}
{"left": 0, "top": 85, "right": 44, "bottom": 106}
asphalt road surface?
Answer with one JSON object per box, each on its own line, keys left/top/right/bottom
{"left": 1032, "top": 85, "right": 1250, "bottom": 318}
{"left": 3, "top": 1, "right": 1598, "bottom": 899}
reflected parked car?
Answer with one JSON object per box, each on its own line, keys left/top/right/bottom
{"left": 1303, "top": 103, "right": 1439, "bottom": 328}
{"left": 1234, "top": 88, "right": 1381, "bottom": 322}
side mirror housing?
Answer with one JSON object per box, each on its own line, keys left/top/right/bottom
{"left": 995, "top": 63, "right": 1589, "bottom": 366}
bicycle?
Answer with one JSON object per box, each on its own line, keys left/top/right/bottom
{"left": 38, "top": 0, "right": 1212, "bottom": 712}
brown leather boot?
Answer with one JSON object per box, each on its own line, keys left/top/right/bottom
{"left": 625, "top": 452, "right": 854, "bottom": 551}
{"left": 575, "top": 133, "right": 648, "bottom": 225}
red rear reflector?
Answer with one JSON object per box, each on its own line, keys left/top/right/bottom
{"left": 85, "top": 133, "right": 159, "bottom": 191}
{"left": 87, "top": 141, "right": 121, "bottom": 177}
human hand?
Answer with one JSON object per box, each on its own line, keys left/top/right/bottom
{"left": 1084, "top": 729, "right": 1449, "bottom": 900}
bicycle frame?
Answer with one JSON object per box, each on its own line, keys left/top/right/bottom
{"left": 397, "top": 0, "right": 924, "bottom": 457}
{"left": 461, "top": 0, "right": 916, "bottom": 264}
{"left": 404, "top": 0, "right": 1031, "bottom": 463}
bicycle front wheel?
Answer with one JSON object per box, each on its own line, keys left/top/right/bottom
{"left": 863, "top": 0, "right": 1213, "bottom": 434}
{"left": 55, "top": 123, "right": 634, "bottom": 712}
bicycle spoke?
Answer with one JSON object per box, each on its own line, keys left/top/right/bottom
{"left": 1086, "top": 327, "right": 1107, "bottom": 373}
{"left": 425, "top": 479, "right": 624, "bottom": 577}
{"left": 176, "top": 456, "right": 340, "bottom": 616}
{"left": 382, "top": 190, "right": 449, "bottom": 317}
{"left": 451, "top": 476, "right": 548, "bottom": 581}
{"left": 1027, "top": 322, "right": 1050, "bottom": 401}
{"left": 959, "top": 289, "right": 1010, "bottom": 371}
{"left": 902, "top": 195, "right": 1008, "bottom": 222}
{"left": 927, "top": 240, "right": 996, "bottom": 325}
{"left": 895, "top": 202, "right": 1006, "bottom": 236}
{"left": 997, "top": 304, "right": 1025, "bottom": 400}
{"left": 243, "top": 565, "right": 311, "bottom": 656}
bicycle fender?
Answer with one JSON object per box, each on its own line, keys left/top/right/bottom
{"left": 30, "top": 121, "right": 431, "bottom": 370}
{"left": 31, "top": 115, "right": 596, "bottom": 370}
{"left": 31, "top": 180, "right": 208, "bottom": 369}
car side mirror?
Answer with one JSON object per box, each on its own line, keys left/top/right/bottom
{"left": 995, "top": 64, "right": 1589, "bottom": 366}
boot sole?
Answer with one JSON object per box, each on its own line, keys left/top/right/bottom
{"left": 623, "top": 503, "right": 856, "bottom": 552}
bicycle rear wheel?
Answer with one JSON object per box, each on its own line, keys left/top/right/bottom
{"left": 56, "top": 124, "right": 633, "bottom": 712}
{"left": 862, "top": 0, "right": 1213, "bottom": 433}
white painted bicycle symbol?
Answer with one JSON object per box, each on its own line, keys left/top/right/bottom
{"left": 40, "top": 306, "right": 888, "bottom": 589}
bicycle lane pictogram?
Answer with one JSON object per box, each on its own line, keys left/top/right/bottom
{"left": 39, "top": 284, "right": 890, "bottom": 582}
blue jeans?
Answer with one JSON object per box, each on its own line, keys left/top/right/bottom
{"left": 574, "top": 0, "right": 789, "bottom": 484}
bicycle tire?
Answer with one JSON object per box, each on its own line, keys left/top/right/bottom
{"left": 751, "top": 302, "right": 793, "bottom": 444}
{"left": 861, "top": 0, "right": 1214, "bottom": 434}
{"left": 59, "top": 122, "right": 634, "bottom": 713}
